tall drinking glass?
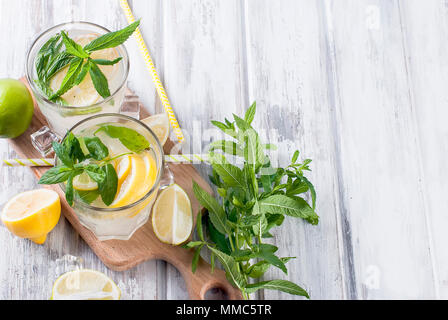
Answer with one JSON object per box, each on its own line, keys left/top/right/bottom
{"left": 59, "top": 114, "right": 167, "bottom": 241}
{"left": 26, "top": 22, "right": 130, "bottom": 137}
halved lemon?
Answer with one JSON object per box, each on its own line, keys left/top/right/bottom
{"left": 141, "top": 113, "right": 170, "bottom": 146}
{"left": 73, "top": 171, "right": 98, "bottom": 191}
{"left": 1, "top": 189, "right": 61, "bottom": 244}
{"left": 50, "top": 33, "right": 120, "bottom": 106}
{"left": 51, "top": 269, "right": 120, "bottom": 300}
{"left": 152, "top": 184, "right": 192, "bottom": 245}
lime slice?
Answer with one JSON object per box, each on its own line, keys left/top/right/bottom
{"left": 51, "top": 269, "right": 120, "bottom": 300}
{"left": 152, "top": 184, "right": 192, "bottom": 245}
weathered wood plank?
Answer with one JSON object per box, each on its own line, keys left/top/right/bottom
{"left": 323, "top": 0, "right": 436, "bottom": 299}
{"left": 244, "top": 0, "right": 346, "bottom": 300}
{"left": 398, "top": 0, "right": 448, "bottom": 299}
{"left": 162, "top": 0, "right": 249, "bottom": 299}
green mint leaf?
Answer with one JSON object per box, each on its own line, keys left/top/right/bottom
{"left": 252, "top": 213, "right": 267, "bottom": 237}
{"left": 84, "top": 20, "right": 140, "bottom": 52}
{"left": 98, "top": 164, "right": 118, "bottom": 206}
{"left": 52, "top": 140, "right": 73, "bottom": 167}
{"left": 66, "top": 132, "right": 87, "bottom": 163}
{"left": 85, "top": 164, "right": 106, "bottom": 184}
{"left": 45, "top": 52, "right": 73, "bottom": 82}
{"left": 75, "top": 189, "right": 100, "bottom": 205}
{"left": 75, "top": 61, "right": 92, "bottom": 85}
{"left": 38, "top": 165, "right": 73, "bottom": 184}
{"left": 255, "top": 250, "right": 287, "bottom": 274}
{"left": 265, "top": 213, "right": 285, "bottom": 232}
{"left": 95, "top": 125, "right": 150, "bottom": 153}
{"left": 89, "top": 61, "right": 111, "bottom": 98}
{"left": 285, "top": 179, "right": 309, "bottom": 196}
{"left": 246, "top": 261, "right": 271, "bottom": 279}
{"left": 61, "top": 31, "right": 89, "bottom": 58}
{"left": 291, "top": 150, "right": 299, "bottom": 164}
{"left": 209, "top": 153, "right": 246, "bottom": 189}
{"left": 35, "top": 33, "right": 62, "bottom": 81}
{"left": 208, "top": 246, "right": 246, "bottom": 289}
{"left": 211, "top": 120, "right": 237, "bottom": 139}
{"left": 191, "top": 244, "right": 203, "bottom": 273}
{"left": 231, "top": 249, "right": 256, "bottom": 262}
{"left": 192, "top": 181, "right": 229, "bottom": 235}
{"left": 301, "top": 176, "right": 316, "bottom": 210}
{"left": 259, "top": 194, "right": 319, "bottom": 225}
{"left": 240, "top": 214, "right": 262, "bottom": 227}
{"left": 196, "top": 211, "right": 205, "bottom": 241}
{"left": 244, "top": 280, "right": 309, "bottom": 298}
{"left": 83, "top": 137, "right": 109, "bottom": 160}
{"left": 244, "top": 101, "right": 256, "bottom": 125}
{"left": 65, "top": 172, "right": 76, "bottom": 206}
{"left": 243, "top": 128, "right": 265, "bottom": 171}
{"left": 206, "top": 214, "right": 231, "bottom": 255}
{"left": 92, "top": 57, "right": 122, "bottom": 65}
{"left": 233, "top": 114, "right": 250, "bottom": 131}
{"left": 50, "top": 57, "right": 84, "bottom": 99}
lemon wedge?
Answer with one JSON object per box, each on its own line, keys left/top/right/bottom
{"left": 73, "top": 171, "right": 98, "bottom": 191}
{"left": 141, "top": 113, "right": 170, "bottom": 146}
{"left": 152, "top": 184, "right": 192, "bottom": 245}
{"left": 50, "top": 33, "right": 120, "bottom": 106}
{"left": 51, "top": 269, "right": 120, "bottom": 300}
{"left": 1, "top": 189, "right": 61, "bottom": 244}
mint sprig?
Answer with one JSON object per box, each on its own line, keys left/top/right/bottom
{"left": 183, "top": 102, "right": 318, "bottom": 299}
{"left": 38, "top": 135, "right": 120, "bottom": 206}
{"left": 34, "top": 20, "right": 140, "bottom": 104}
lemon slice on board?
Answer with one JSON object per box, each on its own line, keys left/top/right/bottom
{"left": 1, "top": 189, "right": 61, "bottom": 244}
{"left": 152, "top": 184, "right": 193, "bottom": 245}
{"left": 141, "top": 113, "right": 170, "bottom": 146}
{"left": 73, "top": 171, "right": 98, "bottom": 191}
{"left": 50, "top": 33, "right": 120, "bottom": 106}
{"left": 51, "top": 269, "right": 120, "bottom": 300}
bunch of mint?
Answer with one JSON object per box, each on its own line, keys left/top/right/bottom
{"left": 184, "top": 102, "right": 318, "bottom": 299}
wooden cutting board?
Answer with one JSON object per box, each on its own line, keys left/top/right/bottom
{"left": 7, "top": 78, "right": 242, "bottom": 300}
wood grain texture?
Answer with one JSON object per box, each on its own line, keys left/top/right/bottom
{"left": 1, "top": 0, "right": 447, "bottom": 299}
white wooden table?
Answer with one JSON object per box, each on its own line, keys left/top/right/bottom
{"left": 0, "top": 0, "right": 446, "bottom": 300}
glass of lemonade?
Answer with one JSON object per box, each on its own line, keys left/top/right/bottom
{"left": 58, "top": 114, "right": 166, "bottom": 241}
{"left": 26, "top": 22, "right": 129, "bottom": 136}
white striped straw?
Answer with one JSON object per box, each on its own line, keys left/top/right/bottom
{"left": 2, "top": 154, "right": 209, "bottom": 167}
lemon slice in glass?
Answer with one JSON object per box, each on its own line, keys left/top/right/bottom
{"left": 109, "top": 155, "right": 147, "bottom": 208}
{"left": 50, "top": 33, "right": 120, "bottom": 106}
{"left": 152, "top": 184, "right": 192, "bottom": 245}
{"left": 141, "top": 113, "right": 169, "bottom": 146}
{"left": 1, "top": 189, "right": 61, "bottom": 244}
{"left": 73, "top": 171, "right": 98, "bottom": 191}
{"left": 114, "top": 155, "right": 132, "bottom": 186}
{"left": 51, "top": 269, "right": 120, "bottom": 300}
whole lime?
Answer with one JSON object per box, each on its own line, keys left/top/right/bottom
{"left": 0, "top": 79, "right": 34, "bottom": 138}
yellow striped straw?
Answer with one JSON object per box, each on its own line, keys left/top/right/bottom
{"left": 2, "top": 155, "right": 208, "bottom": 167}
{"left": 120, "top": 0, "right": 185, "bottom": 143}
